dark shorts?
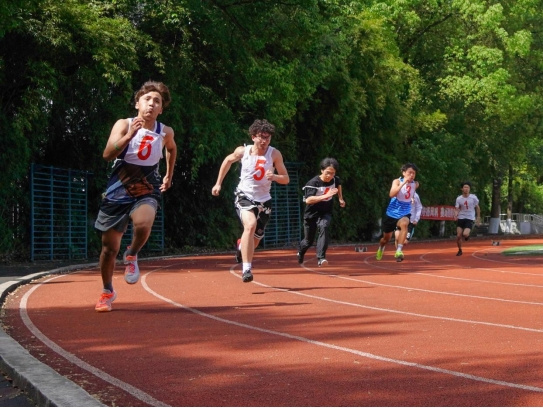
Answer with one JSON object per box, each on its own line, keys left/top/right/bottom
{"left": 457, "top": 218, "right": 474, "bottom": 230}
{"left": 234, "top": 190, "right": 272, "bottom": 239}
{"left": 383, "top": 214, "right": 411, "bottom": 234}
{"left": 94, "top": 196, "right": 158, "bottom": 233}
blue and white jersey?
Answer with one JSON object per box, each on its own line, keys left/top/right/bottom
{"left": 386, "top": 178, "right": 417, "bottom": 219}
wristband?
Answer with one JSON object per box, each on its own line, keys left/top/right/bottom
{"left": 114, "top": 142, "right": 121, "bottom": 151}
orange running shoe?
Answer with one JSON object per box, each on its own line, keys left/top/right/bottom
{"left": 95, "top": 290, "right": 117, "bottom": 312}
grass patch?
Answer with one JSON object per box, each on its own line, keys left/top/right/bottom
{"left": 502, "top": 245, "right": 543, "bottom": 256}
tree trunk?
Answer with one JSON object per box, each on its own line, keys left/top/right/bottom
{"left": 489, "top": 177, "right": 502, "bottom": 234}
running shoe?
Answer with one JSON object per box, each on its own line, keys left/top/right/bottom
{"left": 235, "top": 238, "right": 242, "bottom": 263}
{"left": 123, "top": 247, "right": 140, "bottom": 284}
{"left": 297, "top": 252, "right": 304, "bottom": 264}
{"left": 318, "top": 258, "right": 328, "bottom": 267}
{"left": 456, "top": 249, "right": 463, "bottom": 256}
{"left": 376, "top": 248, "right": 383, "bottom": 261}
{"left": 242, "top": 269, "right": 253, "bottom": 282}
{"left": 95, "top": 289, "right": 117, "bottom": 312}
{"left": 394, "top": 250, "right": 404, "bottom": 262}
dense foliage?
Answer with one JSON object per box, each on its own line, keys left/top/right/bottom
{"left": 2, "top": 0, "right": 543, "bottom": 259}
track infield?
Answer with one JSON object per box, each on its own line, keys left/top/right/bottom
{"left": 3, "top": 237, "right": 543, "bottom": 406}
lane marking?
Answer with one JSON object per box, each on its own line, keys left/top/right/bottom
{"left": 18, "top": 273, "right": 170, "bottom": 407}
{"left": 142, "top": 269, "right": 543, "bottom": 394}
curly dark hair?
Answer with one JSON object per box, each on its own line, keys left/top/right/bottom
{"left": 248, "top": 119, "right": 275, "bottom": 136}
{"left": 134, "top": 80, "right": 171, "bottom": 108}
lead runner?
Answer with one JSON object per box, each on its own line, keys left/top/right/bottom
{"left": 94, "top": 81, "right": 177, "bottom": 312}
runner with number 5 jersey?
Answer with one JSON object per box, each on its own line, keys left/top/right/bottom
{"left": 211, "top": 119, "right": 289, "bottom": 283}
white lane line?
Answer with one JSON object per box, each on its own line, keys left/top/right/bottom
{"left": 19, "top": 273, "right": 169, "bottom": 407}
{"left": 142, "top": 269, "right": 543, "bottom": 394}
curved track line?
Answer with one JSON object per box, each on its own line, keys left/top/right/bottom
{"left": 141, "top": 267, "right": 543, "bottom": 394}
{"left": 231, "top": 266, "right": 543, "bottom": 332}
{"left": 307, "top": 255, "right": 543, "bottom": 306}
{"left": 414, "top": 272, "right": 543, "bottom": 288}
{"left": 19, "top": 273, "right": 169, "bottom": 407}
{"left": 419, "top": 249, "right": 543, "bottom": 276}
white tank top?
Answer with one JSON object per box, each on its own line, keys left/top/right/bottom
{"left": 237, "top": 145, "right": 275, "bottom": 202}
{"left": 120, "top": 119, "right": 165, "bottom": 166}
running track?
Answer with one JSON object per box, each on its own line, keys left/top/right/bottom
{"left": 3, "top": 238, "right": 543, "bottom": 406}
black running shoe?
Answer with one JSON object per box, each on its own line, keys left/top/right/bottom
{"left": 456, "top": 249, "right": 463, "bottom": 256}
{"left": 297, "top": 252, "right": 304, "bottom": 264}
{"left": 242, "top": 270, "right": 253, "bottom": 282}
{"left": 464, "top": 236, "right": 470, "bottom": 241}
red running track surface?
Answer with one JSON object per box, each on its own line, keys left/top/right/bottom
{"left": 3, "top": 238, "right": 543, "bottom": 406}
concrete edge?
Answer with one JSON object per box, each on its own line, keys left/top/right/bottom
{"left": 0, "top": 263, "right": 106, "bottom": 407}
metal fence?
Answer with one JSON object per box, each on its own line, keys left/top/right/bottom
{"left": 30, "top": 161, "right": 299, "bottom": 260}
{"left": 30, "top": 164, "right": 91, "bottom": 261}
{"left": 262, "top": 162, "right": 302, "bottom": 248}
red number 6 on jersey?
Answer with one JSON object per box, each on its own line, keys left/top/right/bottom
{"left": 137, "top": 135, "right": 154, "bottom": 160}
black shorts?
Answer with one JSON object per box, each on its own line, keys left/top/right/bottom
{"left": 457, "top": 218, "right": 474, "bottom": 230}
{"left": 383, "top": 214, "right": 410, "bottom": 234}
{"left": 234, "top": 190, "right": 272, "bottom": 239}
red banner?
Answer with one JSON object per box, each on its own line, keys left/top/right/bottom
{"left": 421, "top": 205, "right": 457, "bottom": 221}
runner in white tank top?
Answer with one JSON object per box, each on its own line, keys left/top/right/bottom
{"left": 212, "top": 119, "right": 290, "bottom": 283}
{"left": 236, "top": 144, "right": 275, "bottom": 203}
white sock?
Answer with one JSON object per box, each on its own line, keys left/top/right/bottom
{"left": 243, "top": 262, "right": 251, "bottom": 271}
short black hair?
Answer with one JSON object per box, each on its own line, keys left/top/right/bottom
{"left": 461, "top": 181, "right": 472, "bottom": 188}
{"left": 401, "top": 162, "right": 419, "bottom": 172}
{"left": 320, "top": 157, "right": 339, "bottom": 171}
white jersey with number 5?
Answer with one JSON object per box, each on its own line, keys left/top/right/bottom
{"left": 237, "top": 145, "right": 275, "bottom": 202}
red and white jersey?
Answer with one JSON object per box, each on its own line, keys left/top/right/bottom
{"left": 237, "top": 145, "right": 275, "bottom": 202}
{"left": 118, "top": 119, "right": 165, "bottom": 166}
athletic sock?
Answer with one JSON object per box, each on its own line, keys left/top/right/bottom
{"left": 397, "top": 244, "right": 403, "bottom": 252}
{"left": 104, "top": 283, "right": 114, "bottom": 292}
{"left": 243, "top": 262, "right": 251, "bottom": 271}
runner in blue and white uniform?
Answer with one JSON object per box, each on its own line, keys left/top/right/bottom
{"left": 376, "top": 163, "right": 419, "bottom": 262}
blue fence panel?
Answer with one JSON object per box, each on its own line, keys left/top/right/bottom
{"left": 31, "top": 164, "right": 91, "bottom": 261}
{"left": 262, "top": 162, "right": 302, "bottom": 248}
